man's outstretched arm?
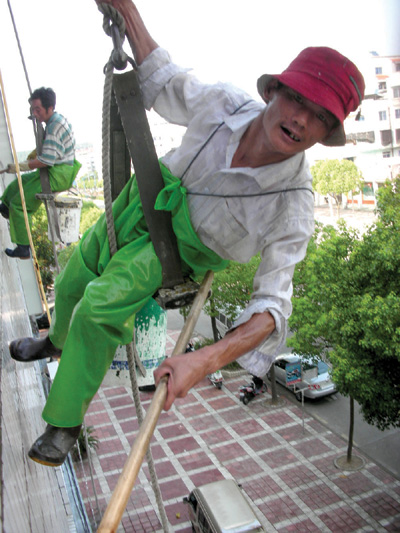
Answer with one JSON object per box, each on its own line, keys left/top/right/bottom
{"left": 154, "top": 311, "right": 276, "bottom": 410}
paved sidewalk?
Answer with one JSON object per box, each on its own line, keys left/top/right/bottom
{"left": 76, "top": 328, "right": 400, "bottom": 532}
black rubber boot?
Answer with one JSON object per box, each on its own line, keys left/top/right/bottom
{"left": 28, "top": 424, "right": 82, "bottom": 467}
{"left": 0, "top": 203, "right": 9, "bottom": 219}
{"left": 9, "top": 335, "right": 61, "bottom": 362}
{"left": 5, "top": 244, "right": 30, "bottom": 259}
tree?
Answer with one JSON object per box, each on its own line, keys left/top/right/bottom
{"left": 180, "top": 256, "right": 261, "bottom": 343}
{"left": 79, "top": 200, "right": 102, "bottom": 235}
{"left": 311, "top": 158, "right": 363, "bottom": 214}
{"left": 289, "top": 177, "right": 400, "bottom": 451}
{"left": 31, "top": 205, "right": 56, "bottom": 294}
{"left": 205, "top": 256, "right": 261, "bottom": 324}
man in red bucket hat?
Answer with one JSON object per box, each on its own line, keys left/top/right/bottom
{"left": 10, "top": 0, "right": 365, "bottom": 467}
{"left": 257, "top": 46, "right": 365, "bottom": 147}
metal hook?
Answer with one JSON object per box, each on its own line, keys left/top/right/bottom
{"left": 110, "top": 22, "right": 128, "bottom": 70}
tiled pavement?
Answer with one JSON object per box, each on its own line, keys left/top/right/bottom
{"left": 75, "top": 329, "right": 400, "bottom": 532}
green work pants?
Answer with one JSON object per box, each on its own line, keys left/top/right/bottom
{"left": 43, "top": 163, "right": 228, "bottom": 427}
{"left": 1, "top": 160, "right": 81, "bottom": 245}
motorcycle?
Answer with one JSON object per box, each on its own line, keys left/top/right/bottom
{"left": 208, "top": 370, "right": 224, "bottom": 389}
{"left": 239, "top": 380, "right": 267, "bottom": 405}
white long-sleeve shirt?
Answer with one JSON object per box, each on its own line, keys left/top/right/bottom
{"left": 138, "top": 48, "right": 315, "bottom": 376}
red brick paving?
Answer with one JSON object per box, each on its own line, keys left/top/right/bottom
{"left": 74, "top": 329, "right": 400, "bottom": 532}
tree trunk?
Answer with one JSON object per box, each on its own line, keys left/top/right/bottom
{"left": 208, "top": 297, "right": 221, "bottom": 342}
{"left": 211, "top": 315, "right": 219, "bottom": 343}
{"left": 270, "top": 364, "right": 278, "bottom": 403}
{"left": 347, "top": 396, "right": 355, "bottom": 462}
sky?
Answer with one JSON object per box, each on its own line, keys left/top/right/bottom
{"left": 0, "top": 0, "right": 398, "bottom": 157}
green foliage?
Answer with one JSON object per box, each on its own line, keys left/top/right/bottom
{"left": 204, "top": 255, "right": 262, "bottom": 321}
{"left": 179, "top": 256, "right": 261, "bottom": 330}
{"left": 79, "top": 200, "right": 102, "bottom": 235}
{"left": 311, "top": 158, "right": 363, "bottom": 212}
{"left": 57, "top": 243, "right": 78, "bottom": 271}
{"left": 75, "top": 172, "right": 102, "bottom": 192}
{"left": 289, "top": 178, "right": 400, "bottom": 430}
{"left": 30, "top": 200, "right": 102, "bottom": 286}
{"left": 31, "top": 205, "right": 55, "bottom": 294}
{"left": 374, "top": 175, "right": 400, "bottom": 228}
{"left": 71, "top": 425, "right": 99, "bottom": 461}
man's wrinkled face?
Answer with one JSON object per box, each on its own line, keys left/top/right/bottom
{"left": 31, "top": 99, "right": 53, "bottom": 124}
{"left": 262, "top": 84, "right": 338, "bottom": 160}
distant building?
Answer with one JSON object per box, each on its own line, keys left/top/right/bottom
{"left": 75, "top": 143, "right": 98, "bottom": 183}
{"left": 308, "top": 51, "right": 400, "bottom": 207}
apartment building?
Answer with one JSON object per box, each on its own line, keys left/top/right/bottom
{"left": 309, "top": 51, "right": 400, "bottom": 206}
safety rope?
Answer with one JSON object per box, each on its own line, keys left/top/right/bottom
{"left": 7, "top": 0, "right": 32, "bottom": 94}
{"left": 99, "top": 4, "right": 170, "bottom": 530}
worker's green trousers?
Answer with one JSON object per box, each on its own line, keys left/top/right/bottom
{"left": 0, "top": 160, "right": 81, "bottom": 245}
{"left": 43, "top": 163, "right": 229, "bottom": 427}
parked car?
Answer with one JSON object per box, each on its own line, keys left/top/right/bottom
{"left": 272, "top": 354, "right": 337, "bottom": 401}
{"left": 184, "top": 479, "right": 264, "bottom": 533}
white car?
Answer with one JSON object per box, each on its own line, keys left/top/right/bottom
{"left": 272, "top": 354, "right": 337, "bottom": 401}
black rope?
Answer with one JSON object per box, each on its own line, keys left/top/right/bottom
{"left": 181, "top": 100, "right": 252, "bottom": 179}
{"left": 186, "top": 187, "right": 314, "bottom": 198}
{"left": 181, "top": 100, "right": 313, "bottom": 199}
{"left": 7, "top": 0, "right": 32, "bottom": 95}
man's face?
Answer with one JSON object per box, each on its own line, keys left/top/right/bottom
{"left": 31, "top": 99, "right": 54, "bottom": 124}
{"left": 262, "top": 84, "right": 338, "bottom": 160}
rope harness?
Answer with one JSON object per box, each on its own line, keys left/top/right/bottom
{"left": 98, "top": 4, "right": 171, "bottom": 530}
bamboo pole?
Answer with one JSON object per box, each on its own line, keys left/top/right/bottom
{"left": 97, "top": 270, "right": 214, "bottom": 532}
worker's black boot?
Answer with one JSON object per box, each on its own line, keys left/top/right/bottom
{"left": 0, "top": 203, "right": 9, "bottom": 219}
{"left": 28, "top": 424, "right": 82, "bottom": 467}
{"left": 9, "top": 335, "right": 61, "bottom": 362}
{"left": 5, "top": 244, "right": 30, "bottom": 259}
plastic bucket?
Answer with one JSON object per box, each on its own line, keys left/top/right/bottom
{"left": 104, "top": 299, "right": 167, "bottom": 388}
{"left": 48, "top": 196, "right": 82, "bottom": 243}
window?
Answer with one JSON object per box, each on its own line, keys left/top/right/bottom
{"left": 396, "top": 129, "right": 400, "bottom": 143}
{"left": 379, "top": 110, "right": 387, "bottom": 121}
{"left": 394, "top": 86, "right": 400, "bottom": 98}
{"left": 382, "top": 151, "right": 391, "bottom": 158}
{"left": 375, "top": 67, "right": 382, "bottom": 75}
{"left": 396, "top": 63, "right": 400, "bottom": 72}
{"left": 396, "top": 109, "right": 400, "bottom": 119}
{"left": 378, "top": 82, "right": 387, "bottom": 91}
{"left": 380, "top": 130, "right": 392, "bottom": 146}
{"left": 362, "top": 182, "right": 374, "bottom": 197}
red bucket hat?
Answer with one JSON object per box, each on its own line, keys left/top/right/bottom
{"left": 257, "top": 47, "right": 365, "bottom": 146}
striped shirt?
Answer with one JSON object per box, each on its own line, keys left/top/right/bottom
{"left": 38, "top": 112, "right": 75, "bottom": 166}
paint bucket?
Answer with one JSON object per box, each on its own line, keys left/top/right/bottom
{"left": 48, "top": 196, "right": 82, "bottom": 243}
{"left": 104, "top": 299, "right": 167, "bottom": 388}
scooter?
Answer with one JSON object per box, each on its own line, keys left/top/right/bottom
{"left": 208, "top": 370, "right": 224, "bottom": 389}
{"left": 239, "top": 380, "right": 267, "bottom": 404}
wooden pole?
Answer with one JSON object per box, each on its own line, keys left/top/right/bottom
{"left": 97, "top": 270, "right": 214, "bottom": 532}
